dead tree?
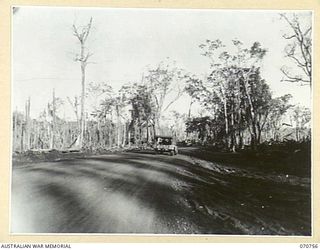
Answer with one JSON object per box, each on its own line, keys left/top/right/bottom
{"left": 280, "top": 13, "right": 312, "bottom": 88}
{"left": 13, "top": 107, "right": 18, "bottom": 151}
{"left": 50, "top": 89, "right": 56, "bottom": 149}
{"left": 67, "top": 96, "right": 80, "bottom": 130}
{"left": 72, "top": 17, "right": 93, "bottom": 148}
{"left": 24, "top": 97, "right": 31, "bottom": 151}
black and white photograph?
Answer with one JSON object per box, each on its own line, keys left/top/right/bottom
{"left": 11, "top": 7, "right": 312, "bottom": 235}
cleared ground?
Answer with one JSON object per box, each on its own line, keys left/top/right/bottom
{"left": 11, "top": 150, "right": 311, "bottom": 235}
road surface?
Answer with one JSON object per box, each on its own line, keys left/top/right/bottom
{"left": 11, "top": 151, "right": 311, "bottom": 235}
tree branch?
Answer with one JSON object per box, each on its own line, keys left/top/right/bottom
{"left": 280, "top": 68, "right": 309, "bottom": 83}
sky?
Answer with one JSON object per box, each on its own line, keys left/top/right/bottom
{"left": 12, "top": 7, "right": 312, "bottom": 120}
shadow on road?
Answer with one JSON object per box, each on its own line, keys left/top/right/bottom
{"left": 11, "top": 152, "right": 311, "bottom": 235}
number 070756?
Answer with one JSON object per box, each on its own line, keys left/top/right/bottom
{"left": 300, "top": 244, "right": 319, "bottom": 249}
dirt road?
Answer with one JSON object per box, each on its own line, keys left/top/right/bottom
{"left": 11, "top": 151, "right": 311, "bottom": 235}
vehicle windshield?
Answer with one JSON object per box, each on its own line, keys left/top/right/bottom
{"left": 157, "top": 137, "right": 172, "bottom": 145}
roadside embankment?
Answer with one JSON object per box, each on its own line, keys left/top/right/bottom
{"left": 179, "top": 142, "right": 311, "bottom": 178}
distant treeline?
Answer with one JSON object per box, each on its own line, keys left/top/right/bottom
{"left": 12, "top": 58, "right": 310, "bottom": 153}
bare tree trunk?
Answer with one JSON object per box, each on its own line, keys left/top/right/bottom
{"left": 188, "top": 99, "right": 193, "bottom": 119}
{"left": 296, "top": 126, "right": 300, "bottom": 141}
{"left": 13, "top": 108, "right": 17, "bottom": 151}
{"left": 231, "top": 110, "right": 236, "bottom": 152}
{"left": 109, "top": 113, "right": 113, "bottom": 148}
{"left": 238, "top": 131, "right": 244, "bottom": 149}
{"left": 25, "top": 97, "right": 31, "bottom": 151}
{"left": 50, "top": 89, "right": 56, "bottom": 149}
{"left": 20, "top": 124, "right": 24, "bottom": 152}
{"left": 97, "top": 120, "right": 100, "bottom": 147}
{"left": 152, "top": 124, "right": 156, "bottom": 142}
{"left": 138, "top": 119, "right": 142, "bottom": 145}
{"left": 63, "top": 122, "right": 67, "bottom": 148}
{"left": 223, "top": 97, "right": 229, "bottom": 148}
{"left": 257, "top": 124, "right": 262, "bottom": 144}
{"left": 155, "top": 114, "right": 161, "bottom": 135}
{"left": 186, "top": 99, "right": 193, "bottom": 139}
{"left": 243, "top": 74, "right": 258, "bottom": 148}
{"left": 122, "top": 123, "right": 125, "bottom": 147}
{"left": 79, "top": 60, "right": 85, "bottom": 148}
{"left": 73, "top": 18, "right": 93, "bottom": 149}
{"left": 146, "top": 120, "right": 149, "bottom": 143}
{"left": 114, "top": 105, "right": 120, "bottom": 148}
{"left": 128, "top": 128, "right": 131, "bottom": 147}
{"left": 33, "top": 122, "right": 38, "bottom": 149}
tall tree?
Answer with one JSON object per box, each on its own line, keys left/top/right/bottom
{"left": 185, "top": 75, "right": 206, "bottom": 119}
{"left": 145, "top": 61, "right": 185, "bottom": 133}
{"left": 198, "top": 39, "right": 268, "bottom": 149}
{"left": 266, "top": 94, "right": 293, "bottom": 140}
{"left": 24, "top": 97, "right": 31, "bottom": 150}
{"left": 73, "top": 17, "right": 93, "bottom": 148}
{"left": 199, "top": 39, "right": 232, "bottom": 147}
{"left": 292, "top": 105, "right": 311, "bottom": 141}
{"left": 280, "top": 13, "right": 312, "bottom": 87}
{"left": 50, "top": 89, "right": 56, "bottom": 149}
{"left": 120, "top": 82, "right": 156, "bottom": 144}
{"left": 242, "top": 70, "right": 272, "bottom": 145}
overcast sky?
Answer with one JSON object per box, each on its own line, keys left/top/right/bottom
{"left": 12, "top": 7, "right": 312, "bottom": 119}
